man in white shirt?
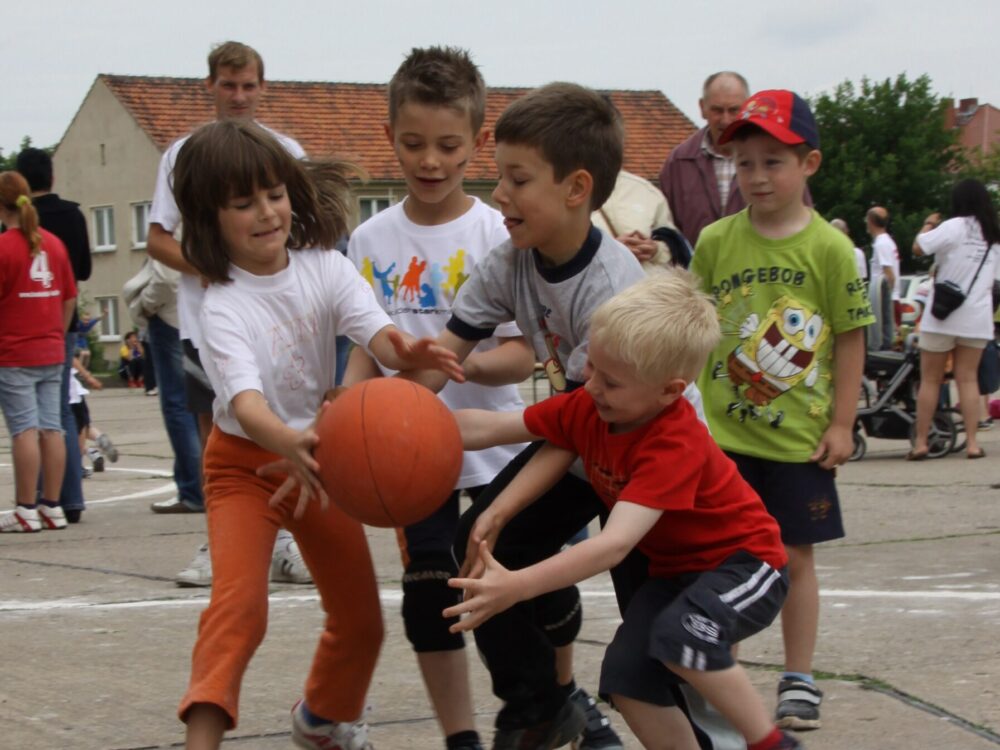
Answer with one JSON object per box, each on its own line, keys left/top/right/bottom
{"left": 145, "top": 41, "right": 310, "bottom": 586}
{"left": 866, "top": 206, "right": 900, "bottom": 349}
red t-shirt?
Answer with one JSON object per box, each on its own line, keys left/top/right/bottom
{"left": 0, "top": 227, "right": 77, "bottom": 367}
{"left": 524, "top": 389, "right": 787, "bottom": 577}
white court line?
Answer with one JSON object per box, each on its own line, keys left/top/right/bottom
{"left": 0, "top": 463, "right": 177, "bottom": 505}
{"left": 2, "top": 587, "right": 999, "bottom": 616}
{"left": 85, "top": 483, "right": 177, "bottom": 506}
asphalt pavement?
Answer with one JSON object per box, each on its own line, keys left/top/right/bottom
{"left": 1, "top": 384, "right": 998, "bottom": 749}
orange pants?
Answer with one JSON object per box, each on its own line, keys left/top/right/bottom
{"left": 179, "top": 427, "right": 383, "bottom": 728}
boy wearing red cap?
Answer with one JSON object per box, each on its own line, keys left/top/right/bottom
{"left": 691, "top": 90, "right": 873, "bottom": 734}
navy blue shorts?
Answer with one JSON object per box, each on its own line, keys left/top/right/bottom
{"left": 599, "top": 552, "right": 787, "bottom": 707}
{"left": 725, "top": 452, "right": 844, "bottom": 546}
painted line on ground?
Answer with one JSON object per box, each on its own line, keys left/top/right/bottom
{"left": 0, "top": 463, "right": 177, "bottom": 505}
{"left": 2, "top": 586, "right": 999, "bottom": 616}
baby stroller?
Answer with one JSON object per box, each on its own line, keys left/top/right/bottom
{"left": 850, "top": 340, "right": 958, "bottom": 461}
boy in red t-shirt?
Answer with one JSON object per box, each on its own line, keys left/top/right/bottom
{"left": 448, "top": 270, "right": 799, "bottom": 750}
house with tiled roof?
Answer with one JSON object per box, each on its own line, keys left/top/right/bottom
{"left": 946, "top": 98, "right": 1000, "bottom": 156}
{"left": 52, "top": 74, "right": 694, "bottom": 363}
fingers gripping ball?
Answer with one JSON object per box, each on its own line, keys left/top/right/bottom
{"left": 314, "top": 379, "right": 462, "bottom": 527}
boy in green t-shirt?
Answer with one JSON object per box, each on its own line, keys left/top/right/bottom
{"left": 691, "top": 90, "right": 874, "bottom": 734}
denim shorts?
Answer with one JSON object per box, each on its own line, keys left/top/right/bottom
{"left": 0, "top": 364, "right": 65, "bottom": 437}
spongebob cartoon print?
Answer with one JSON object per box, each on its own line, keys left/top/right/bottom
{"left": 711, "top": 294, "right": 830, "bottom": 427}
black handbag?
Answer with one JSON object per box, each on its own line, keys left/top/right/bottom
{"left": 930, "top": 244, "right": 992, "bottom": 321}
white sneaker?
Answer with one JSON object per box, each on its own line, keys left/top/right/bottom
{"left": 291, "top": 699, "right": 372, "bottom": 750}
{"left": 38, "top": 504, "right": 68, "bottom": 530}
{"left": 271, "top": 530, "right": 313, "bottom": 584}
{"left": 0, "top": 506, "right": 42, "bottom": 533}
{"left": 175, "top": 543, "right": 212, "bottom": 587}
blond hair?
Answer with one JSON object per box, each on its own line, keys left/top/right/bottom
{"left": 589, "top": 268, "right": 720, "bottom": 384}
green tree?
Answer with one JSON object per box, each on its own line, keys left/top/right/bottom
{"left": 809, "top": 74, "right": 960, "bottom": 272}
{"left": 0, "top": 136, "right": 46, "bottom": 171}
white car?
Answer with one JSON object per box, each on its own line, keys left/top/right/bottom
{"left": 897, "top": 274, "right": 930, "bottom": 326}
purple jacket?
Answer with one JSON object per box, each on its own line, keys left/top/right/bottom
{"left": 658, "top": 127, "right": 745, "bottom": 248}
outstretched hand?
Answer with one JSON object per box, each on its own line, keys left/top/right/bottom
{"left": 258, "top": 400, "right": 338, "bottom": 519}
{"left": 444, "top": 541, "right": 520, "bottom": 632}
{"left": 457, "top": 508, "right": 504, "bottom": 578}
{"left": 388, "top": 329, "right": 465, "bottom": 383}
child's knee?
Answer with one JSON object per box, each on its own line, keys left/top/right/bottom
{"left": 402, "top": 553, "right": 464, "bottom": 652}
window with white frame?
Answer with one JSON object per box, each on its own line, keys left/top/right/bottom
{"left": 358, "top": 197, "right": 391, "bottom": 224}
{"left": 132, "top": 202, "right": 151, "bottom": 248}
{"left": 96, "top": 296, "right": 120, "bottom": 341}
{"left": 92, "top": 206, "right": 115, "bottom": 251}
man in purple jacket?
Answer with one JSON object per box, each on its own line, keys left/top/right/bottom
{"left": 658, "top": 72, "right": 749, "bottom": 247}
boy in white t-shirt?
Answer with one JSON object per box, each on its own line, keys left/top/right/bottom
{"left": 344, "top": 47, "right": 553, "bottom": 750}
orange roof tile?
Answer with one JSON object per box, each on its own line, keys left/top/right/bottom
{"left": 101, "top": 75, "right": 695, "bottom": 182}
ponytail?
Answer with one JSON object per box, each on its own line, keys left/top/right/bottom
{"left": 0, "top": 171, "right": 42, "bottom": 255}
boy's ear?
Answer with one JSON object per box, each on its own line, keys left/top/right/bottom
{"left": 473, "top": 128, "right": 490, "bottom": 154}
{"left": 383, "top": 122, "right": 395, "bottom": 147}
{"left": 803, "top": 149, "right": 822, "bottom": 177}
{"left": 564, "top": 169, "right": 594, "bottom": 209}
{"left": 660, "top": 378, "right": 688, "bottom": 404}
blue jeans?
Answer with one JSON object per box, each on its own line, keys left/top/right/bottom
{"left": 59, "top": 334, "right": 85, "bottom": 511}
{"left": 147, "top": 315, "right": 204, "bottom": 510}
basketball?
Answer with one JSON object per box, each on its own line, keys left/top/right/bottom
{"left": 313, "top": 378, "right": 463, "bottom": 527}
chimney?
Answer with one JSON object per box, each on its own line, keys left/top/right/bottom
{"left": 959, "top": 98, "right": 979, "bottom": 115}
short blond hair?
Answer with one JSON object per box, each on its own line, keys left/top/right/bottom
{"left": 589, "top": 268, "right": 720, "bottom": 384}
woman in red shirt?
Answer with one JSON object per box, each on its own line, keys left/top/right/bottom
{"left": 0, "top": 171, "right": 77, "bottom": 532}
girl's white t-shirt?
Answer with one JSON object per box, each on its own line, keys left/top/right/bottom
{"left": 917, "top": 216, "right": 999, "bottom": 339}
{"left": 199, "top": 249, "right": 392, "bottom": 439}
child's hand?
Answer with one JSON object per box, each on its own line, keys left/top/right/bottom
{"left": 84, "top": 373, "right": 103, "bottom": 390}
{"left": 810, "top": 423, "right": 853, "bottom": 469}
{"left": 445, "top": 541, "right": 519, "bottom": 632}
{"left": 259, "top": 426, "right": 330, "bottom": 519}
{"left": 458, "top": 508, "right": 504, "bottom": 578}
{"left": 387, "top": 329, "right": 465, "bottom": 383}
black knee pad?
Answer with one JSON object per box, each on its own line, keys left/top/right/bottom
{"left": 401, "top": 555, "right": 465, "bottom": 652}
{"left": 534, "top": 585, "right": 582, "bottom": 647}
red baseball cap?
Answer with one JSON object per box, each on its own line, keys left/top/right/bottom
{"left": 718, "top": 90, "right": 819, "bottom": 149}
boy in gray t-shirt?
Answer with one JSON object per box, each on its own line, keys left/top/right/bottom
{"left": 406, "top": 83, "right": 712, "bottom": 750}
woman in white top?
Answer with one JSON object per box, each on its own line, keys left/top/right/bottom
{"left": 910, "top": 178, "right": 1000, "bottom": 460}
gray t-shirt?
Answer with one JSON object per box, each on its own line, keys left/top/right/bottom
{"left": 448, "top": 226, "right": 644, "bottom": 391}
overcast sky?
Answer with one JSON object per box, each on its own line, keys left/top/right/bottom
{"left": 4, "top": 0, "right": 999, "bottom": 157}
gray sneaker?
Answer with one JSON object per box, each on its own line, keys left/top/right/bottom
{"left": 176, "top": 543, "right": 212, "bottom": 587}
{"left": 776, "top": 679, "right": 822, "bottom": 730}
{"left": 271, "top": 530, "right": 313, "bottom": 584}
{"left": 96, "top": 433, "right": 119, "bottom": 462}
{"left": 493, "top": 697, "right": 585, "bottom": 750}
{"left": 151, "top": 497, "right": 204, "bottom": 514}
{"left": 569, "top": 688, "right": 622, "bottom": 750}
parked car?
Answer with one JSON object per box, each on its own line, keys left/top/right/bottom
{"left": 898, "top": 274, "right": 930, "bottom": 326}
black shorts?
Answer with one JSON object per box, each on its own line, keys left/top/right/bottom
{"left": 181, "top": 339, "right": 215, "bottom": 414}
{"left": 725, "top": 452, "right": 844, "bottom": 546}
{"left": 71, "top": 399, "right": 90, "bottom": 432}
{"left": 599, "top": 552, "right": 787, "bottom": 707}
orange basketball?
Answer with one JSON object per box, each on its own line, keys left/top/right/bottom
{"left": 313, "top": 378, "right": 462, "bottom": 527}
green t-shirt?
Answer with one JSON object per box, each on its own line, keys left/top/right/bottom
{"left": 692, "top": 209, "right": 874, "bottom": 462}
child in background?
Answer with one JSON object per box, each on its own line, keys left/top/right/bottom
{"left": 68, "top": 357, "right": 118, "bottom": 476}
{"left": 692, "top": 90, "right": 872, "bottom": 732}
{"left": 448, "top": 270, "right": 799, "bottom": 750}
{"left": 169, "top": 119, "right": 463, "bottom": 750}
{"left": 345, "top": 47, "right": 535, "bottom": 750}
{"left": 119, "top": 331, "right": 144, "bottom": 388}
